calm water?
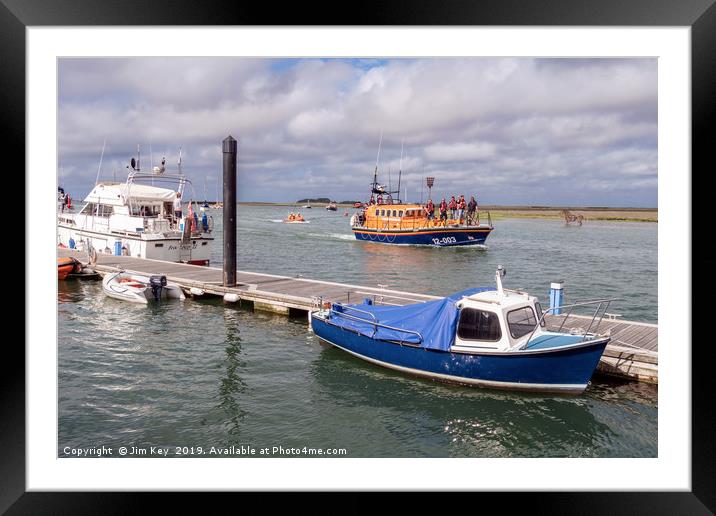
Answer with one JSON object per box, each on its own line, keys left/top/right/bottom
{"left": 58, "top": 206, "right": 657, "bottom": 457}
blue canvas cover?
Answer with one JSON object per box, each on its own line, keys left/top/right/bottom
{"left": 329, "top": 287, "right": 495, "bottom": 351}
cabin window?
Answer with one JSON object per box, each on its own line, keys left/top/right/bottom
{"left": 380, "top": 209, "right": 385, "bottom": 216}
{"left": 457, "top": 308, "right": 502, "bottom": 341}
{"left": 507, "top": 306, "right": 538, "bottom": 338}
{"left": 398, "top": 210, "right": 404, "bottom": 217}
{"left": 131, "top": 204, "right": 160, "bottom": 217}
{"left": 392, "top": 210, "right": 397, "bottom": 217}
{"left": 80, "top": 202, "right": 96, "bottom": 215}
{"left": 97, "top": 204, "right": 114, "bottom": 217}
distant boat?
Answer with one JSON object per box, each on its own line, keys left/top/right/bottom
{"left": 284, "top": 213, "right": 308, "bottom": 223}
{"left": 350, "top": 141, "right": 493, "bottom": 246}
{"left": 303, "top": 203, "right": 312, "bottom": 209}
{"left": 326, "top": 202, "right": 338, "bottom": 211}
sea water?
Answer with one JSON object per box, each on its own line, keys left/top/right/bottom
{"left": 58, "top": 206, "right": 657, "bottom": 457}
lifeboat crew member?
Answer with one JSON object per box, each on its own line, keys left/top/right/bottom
{"left": 458, "top": 195, "right": 467, "bottom": 223}
{"left": 448, "top": 195, "right": 457, "bottom": 219}
{"left": 425, "top": 199, "right": 435, "bottom": 220}
{"left": 439, "top": 198, "right": 448, "bottom": 225}
{"left": 467, "top": 195, "right": 477, "bottom": 225}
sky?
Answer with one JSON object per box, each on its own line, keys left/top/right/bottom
{"left": 58, "top": 57, "right": 657, "bottom": 207}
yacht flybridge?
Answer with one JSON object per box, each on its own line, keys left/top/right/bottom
{"left": 57, "top": 151, "right": 214, "bottom": 265}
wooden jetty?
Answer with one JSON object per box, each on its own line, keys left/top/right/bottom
{"left": 58, "top": 248, "right": 658, "bottom": 384}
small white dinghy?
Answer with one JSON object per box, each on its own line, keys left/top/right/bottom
{"left": 102, "top": 271, "right": 185, "bottom": 304}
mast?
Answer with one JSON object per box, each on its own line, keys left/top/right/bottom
{"left": 177, "top": 146, "right": 185, "bottom": 196}
{"left": 397, "top": 140, "right": 403, "bottom": 204}
{"left": 388, "top": 165, "right": 391, "bottom": 201}
{"left": 94, "top": 138, "right": 106, "bottom": 185}
{"left": 372, "top": 131, "right": 383, "bottom": 195}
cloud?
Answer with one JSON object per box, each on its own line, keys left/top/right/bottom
{"left": 58, "top": 57, "right": 657, "bottom": 207}
{"left": 424, "top": 142, "right": 497, "bottom": 162}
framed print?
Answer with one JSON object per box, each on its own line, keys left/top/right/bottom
{"left": 7, "top": 0, "right": 713, "bottom": 512}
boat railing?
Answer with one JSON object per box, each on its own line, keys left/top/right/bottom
{"left": 329, "top": 304, "right": 424, "bottom": 345}
{"left": 332, "top": 303, "right": 378, "bottom": 322}
{"left": 359, "top": 206, "right": 494, "bottom": 231}
{"left": 521, "top": 298, "right": 620, "bottom": 349}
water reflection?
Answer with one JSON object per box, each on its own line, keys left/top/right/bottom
{"left": 218, "top": 309, "right": 248, "bottom": 440}
{"left": 58, "top": 280, "right": 87, "bottom": 304}
{"left": 311, "top": 345, "right": 640, "bottom": 457}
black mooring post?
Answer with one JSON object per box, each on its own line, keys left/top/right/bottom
{"left": 222, "top": 135, "right": 237, "bottom": 287}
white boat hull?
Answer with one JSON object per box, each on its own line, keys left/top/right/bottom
{"left": 102, "top": 272, "right": 186, "bottom": 304}
{"left": 58, "top": 224, "right": 212, "bottom": 264}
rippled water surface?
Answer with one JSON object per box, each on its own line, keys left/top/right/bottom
{"left": 58, "top": 206, "right": 657, "bottom": 457}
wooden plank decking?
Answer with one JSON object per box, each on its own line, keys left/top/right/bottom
{"left": 58, "top": 248, "right": 658, "bottom": 383}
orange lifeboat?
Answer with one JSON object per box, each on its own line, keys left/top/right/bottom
{"left": 284, "top": 212, "right": 306, "bottom": 223}
{"left": 57, "top": 257, "right": 81, "bottom": 280}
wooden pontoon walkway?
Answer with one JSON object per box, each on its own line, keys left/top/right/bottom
{"left": 58, "top": 248, "right": 658, "bottom": 383}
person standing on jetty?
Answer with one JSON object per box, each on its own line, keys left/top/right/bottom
{"left": 448, "top": 195, "right": 457, "bottom": 219}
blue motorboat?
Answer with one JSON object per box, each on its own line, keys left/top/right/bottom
{"left": 310, "top": 267, "right": 612, "bottom": 394}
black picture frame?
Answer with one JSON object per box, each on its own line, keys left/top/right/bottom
{"left": 7, "top": 0, "right": 712, "bottom": 512}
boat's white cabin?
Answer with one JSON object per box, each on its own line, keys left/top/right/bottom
{"left": 451, "top": 278, "right": 546, "bottom": 353}
{"left": 66, "top": 181, "right": 211, "bottom": 237}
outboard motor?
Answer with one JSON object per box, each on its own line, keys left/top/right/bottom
{"left": 149, "top": 275, "right": 167, "bottom": 301}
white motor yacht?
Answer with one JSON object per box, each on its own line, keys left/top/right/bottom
{"left": 57, "top": 152, "right": 214, "bottom": 265}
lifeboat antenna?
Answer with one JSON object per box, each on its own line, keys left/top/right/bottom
{"left": 372, "top": 131, "right": 383, "bottom": 193}
{"left": 397, "top": 140, "right": 403, "bottom": 203}
{"left": 94, "top": 137, "right": 106, "bottom": 185}
{"left": 388, "top": 165, "right": 391, "bottom": 196}
{"left": 495, "top": 265, "right": 506, "bottom": 297}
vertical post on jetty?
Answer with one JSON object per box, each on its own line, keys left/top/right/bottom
{"left": 223, "top": 135, "right": 237, "bottom": 287}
